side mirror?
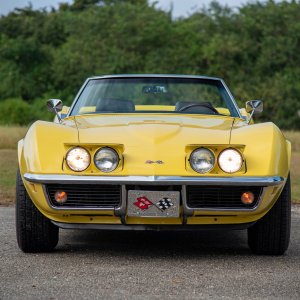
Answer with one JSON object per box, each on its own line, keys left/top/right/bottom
{"left": 47, "top": 99, "right": 63, "bottom": 122}
{"left": 245, "top": 100, "right": 263, "bottom": 124}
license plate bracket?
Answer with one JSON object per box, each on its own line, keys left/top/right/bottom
{"left": 127, "top": 190, "right": 180, "bottom": 218}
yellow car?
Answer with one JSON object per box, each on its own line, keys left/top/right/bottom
{"left": 16, "top": 75, "right": 291, "bottom": 255}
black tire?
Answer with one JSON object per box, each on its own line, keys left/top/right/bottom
{"left": 248, "top": 175, "right": 291, "bottom": 255}
{"left": 16, "top": 169, "right": 59, "bottom": 252}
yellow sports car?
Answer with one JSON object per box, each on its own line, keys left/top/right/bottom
{"left": 16, "top": 75, "right": 291, "bottom": 255}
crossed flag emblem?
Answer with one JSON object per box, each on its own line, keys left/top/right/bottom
{"left": 134, "top": 196, "right": 174, "bottom": 211}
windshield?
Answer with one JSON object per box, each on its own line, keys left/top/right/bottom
{"left": 70, "top": 77, "right": 239, "bottom": 117}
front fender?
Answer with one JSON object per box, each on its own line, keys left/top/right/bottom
{"left": 20, "top": 120, "right": 78, "bottom": 174}
{"left": 230, "top": 122, "right": 290, "bottom": 178}
{"left": 286, "top": 139, "right": 291, "bottom": 171}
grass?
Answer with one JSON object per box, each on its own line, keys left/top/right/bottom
{"left": 283, "top": 131, "right": 300, "bottom": 152}
{"left": 0, "top": 149, "right": 18, "bottom": 205}
{"left": 0, "top": 126, "right": 28, "bottom": 149}
{"left": 285, "top": 131, "right": 300, "bottom": 202}
{"left": 291, "top": 152, "right": 300, "bottom": 202}
{"left": 0, "top": 126, "right": 27, "bottom": 205}
{"left": 284, "top": 131, "right": 300, "bottom": 203}
{"left": 0, "top": 127, "right": 299, "bottom": 205}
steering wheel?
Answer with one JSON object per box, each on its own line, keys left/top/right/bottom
{"left": 178, "top": 103, "right": 219, "bottom": 114}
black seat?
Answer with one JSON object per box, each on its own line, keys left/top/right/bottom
{"left": 96, "top": 98, "right": 135, "bottom": 113}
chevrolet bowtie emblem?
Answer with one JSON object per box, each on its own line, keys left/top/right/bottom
{"left": 145, "top": 160, "right": 164, "bottom": 164}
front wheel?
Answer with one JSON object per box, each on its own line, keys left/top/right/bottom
{"left": 16, "top": 169, "right": 59, "bottom": 252}
{"left": 248, "top": 175, "right": 291, "bottom": 255}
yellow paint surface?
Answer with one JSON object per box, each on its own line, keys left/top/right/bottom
{"left": 19, "top": 112, "right": 290, "bottom": 225}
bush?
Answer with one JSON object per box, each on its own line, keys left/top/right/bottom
{"left": 0, "top": 98, "right": 52, "bottom": 126}
{"left": 31, "top": 98, "right": 55, "bottom": 122}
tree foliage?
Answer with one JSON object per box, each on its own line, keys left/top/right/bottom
{"left": 0, "top": 0, "right": 299, "bottom": 128}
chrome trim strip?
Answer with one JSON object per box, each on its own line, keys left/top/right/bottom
{"left": 52, "top": 221, "right": 255, "bottom": 231}
{"left": 89, "top": 74, "right": 222, "bottom": 81}
{"left": 24, "top": 173, "right": 284, "bottom": 186}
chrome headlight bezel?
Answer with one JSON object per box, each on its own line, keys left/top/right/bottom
{"left": 66, "top": 147, "right": 91, "bottom": 172}
{"left": 189, "top": 147, "right": 215, "bottom": 174}
{"left": 218, "top": 148, "right": 243, "bottom": 174}
{"left": 94, "top": 147, "right": 120, "bottom": 173}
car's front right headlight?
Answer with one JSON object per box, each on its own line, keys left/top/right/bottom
{"left": 66, "top": 147, "right": 91, "bottom": 172}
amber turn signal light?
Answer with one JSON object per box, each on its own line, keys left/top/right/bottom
{"left": 241, "top": 191, "right": 255, "bottom": 205}
{"left": 54, "top": 191, "right": 68, "bottom": 203}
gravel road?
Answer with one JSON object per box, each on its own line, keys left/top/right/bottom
{"left": 1, "top": 206, "right": 300, "bottom": 299}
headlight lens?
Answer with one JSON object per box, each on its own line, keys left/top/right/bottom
{"left": 218, "top": 149, "right": 243, "bottom": 173}
{"left": 94, "top": 147, "right": 119, "bottom": 172}
{"left": 66, "top": 147, "right": 90, "bottom": 172}
{"left": 190, "top": 148, "right": 215, "bottom": 173}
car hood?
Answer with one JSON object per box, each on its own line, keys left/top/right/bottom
{"left": 69, "top": 114, "right": 238, "bottom": 175}
{"left": 73, "top": 114, "right": 235, "bottom": 145}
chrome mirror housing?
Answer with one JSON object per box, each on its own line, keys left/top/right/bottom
{"left": 47, "top": 99, "right": 63, "bottom": 122}
{"left": 245, "top": 100, "right": 263, "bottom": 124}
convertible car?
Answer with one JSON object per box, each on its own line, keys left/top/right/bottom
{"left": 16, "top": 75, "right": 291, "bottom": 255}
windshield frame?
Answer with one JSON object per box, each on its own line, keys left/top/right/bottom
{"left": 67, "top": 74, "right": 242, "bottom": 118}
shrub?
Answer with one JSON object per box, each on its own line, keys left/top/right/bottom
{"left": 0, "top": 98, "right": 52, "bottom": 126}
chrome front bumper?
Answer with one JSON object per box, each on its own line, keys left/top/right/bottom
{"left": 23, "top": 173, "right": 284, "bottom": 217}
{"left": 24, "top": 173, "right": 284, "bottom": 186}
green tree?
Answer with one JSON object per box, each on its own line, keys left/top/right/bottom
{"left": 0, "top": 0, "right": 300, "bottom": 128}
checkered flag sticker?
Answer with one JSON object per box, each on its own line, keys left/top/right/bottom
{"left": 156, "top": 197, "right": 174, "bottom": 211}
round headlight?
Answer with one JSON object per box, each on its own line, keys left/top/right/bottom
{"left": 66, "top": 147, "right": 90, "bottom": 172}
{"left": 218, "top": 148, "right": 243, "bottom": 173}
{"left": 190, "top": 148, "right": 215, "bottom": 173}
{"left": 94, "top": 147, "right": 119, "bottom": 173}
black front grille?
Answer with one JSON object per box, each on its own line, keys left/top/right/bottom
{"left": 186, "top": 186, "right": 263, "bottom": 209}
{"left": 46, "top": 184, "right": 121, "bottom": 208}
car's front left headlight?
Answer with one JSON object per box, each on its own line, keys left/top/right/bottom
{"left": 66, "top": 147, "right": 91, "bottom": 172}
{"left": 218, "top": 148, "right": 243, "bottom": 173}
{"left": 189, "top": 148, "right": 215, "bottom": 173}
{"left": 94, "top": 147, "right": 119, "bottom": 172}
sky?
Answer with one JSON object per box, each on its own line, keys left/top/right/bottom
{"left": 0, "top": 0, "right": 263, "bottom": 17}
